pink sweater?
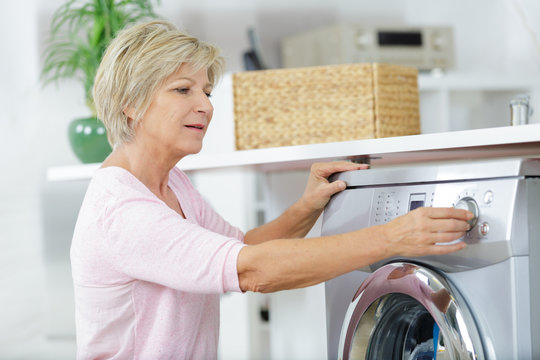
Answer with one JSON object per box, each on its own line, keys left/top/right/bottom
{"left": 70, "top": 166, "right": 246, "bottom": 359}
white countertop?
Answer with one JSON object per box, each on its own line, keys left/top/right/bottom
{"left": 46, "top": 124, "right": 540, "bottom": 182}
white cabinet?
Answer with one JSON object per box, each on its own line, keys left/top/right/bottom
{"left": 418, "top": 72, "right": 540, "bottom": 133}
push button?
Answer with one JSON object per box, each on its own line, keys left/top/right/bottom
{"left": 483, "top": 190, "right": 494, "bottom": 205}
{"left": 480, "top": 222, "right": 490, "bottom": 236}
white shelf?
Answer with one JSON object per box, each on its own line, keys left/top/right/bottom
{"left": 47, "top": 124, "right": 540, "bottom": 182}
{"left": 418, "top": 72, "right": 540, "bottom": 91}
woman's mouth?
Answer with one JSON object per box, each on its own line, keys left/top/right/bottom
{"left": 185, "top": 124, "right": 204, "bottom": 130}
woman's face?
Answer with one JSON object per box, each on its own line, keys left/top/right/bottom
{"left": 133, "top": 63, "right": 214, "bottom": 158}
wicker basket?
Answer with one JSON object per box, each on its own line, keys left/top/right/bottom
{"left": 232, "top": 63, "right": 420, "bottom": 150}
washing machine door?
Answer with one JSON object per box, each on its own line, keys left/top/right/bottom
{"left": 338, "top": 262, "right": 484, "bottom": 360}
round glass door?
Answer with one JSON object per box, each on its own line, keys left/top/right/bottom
{"left": 338, "top": 262, "right": 484, "bottom": 360}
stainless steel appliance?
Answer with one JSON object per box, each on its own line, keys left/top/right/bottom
{"left": 322, "top": 158, "right": 540, "bottom": 359}
{"left": 281, "top": 24, "right": 454, "bottom": 71}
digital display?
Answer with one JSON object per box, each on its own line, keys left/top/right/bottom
{"left": 409, "top": 200, "right": 425, "bottom": 211}
{"left": 409, "top": 193, "right": 426, "bottom": 211}
{"left": 378, "top": 31, "right": 423, "bottom": 46}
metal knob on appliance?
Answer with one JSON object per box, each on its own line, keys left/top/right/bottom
{"left": 454, "top": 197, "right": 479, "bottom": 230}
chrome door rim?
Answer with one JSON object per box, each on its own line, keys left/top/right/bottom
{"left": 337, "top": 262, "right": 484, "bottom": 360}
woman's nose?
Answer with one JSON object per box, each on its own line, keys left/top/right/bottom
{"left": 196, "top": 91, "right": 213, "bottom": 114}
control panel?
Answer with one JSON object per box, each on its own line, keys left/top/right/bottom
{"left": 357, "top": 178, "right": 523, "bottom": 272}
{"left": 372, "top": 187, "right": 435, "bottom": 224}
{"left": 322, "top": 158, "right": 540, "bottom": 273}
{"left": 367, "top": 179, "right": 518, "bottom": 245}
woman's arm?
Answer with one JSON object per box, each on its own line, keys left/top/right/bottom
{"left": 244, "top": 162, "right": 368, "bottom": 245}
{"left": 237, "top": 207, "right": 472, "bottom": 293}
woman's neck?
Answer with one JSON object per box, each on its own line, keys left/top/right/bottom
{"left": 102, "top": 140, "right": 182, "bottom": 198}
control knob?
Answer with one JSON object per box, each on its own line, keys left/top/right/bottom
{"left": 454, "top": 196, "right": 479, "bottom": 230}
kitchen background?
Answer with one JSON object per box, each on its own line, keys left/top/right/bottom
{"left": 1, "top": 0, "right": 539, "bottom": 359}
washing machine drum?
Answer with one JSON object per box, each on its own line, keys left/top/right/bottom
{"left": 338, "top": 262, "right": 484, "bottom": 360}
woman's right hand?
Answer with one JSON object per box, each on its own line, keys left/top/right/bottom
{"left": 238, "top": 206, "right": 473, "bottom": 293}
{"left": 382, "top": 207, "right": 473, "bottom": 257}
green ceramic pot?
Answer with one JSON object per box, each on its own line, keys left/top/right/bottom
{"left": 68, "top": 117, "right": 112, "bottom": 163}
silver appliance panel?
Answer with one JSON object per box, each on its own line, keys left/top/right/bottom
{"left": 330, "top": 157, "right": 540, "bottom": 186}
{"left": 281, "top": 24, "right": 454, "bottom": 71}
{"left": 323, "top": 158, "right": 540, "bottom": 272}
{"left": 323, "top": 178, "right": 521, "bottom": 272}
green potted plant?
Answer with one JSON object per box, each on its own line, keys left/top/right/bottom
{"left": 42, "top": 0, "right": 160, "bottom": 163}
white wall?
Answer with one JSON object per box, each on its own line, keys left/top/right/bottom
{"left": 31, "top": 0, "right": 540, "bottom": 170}
{"left": 1, "top": 0, "right": 540, "bottom": 358}
{"left": 0, "top": 0, "right": 49, "bottom": 357}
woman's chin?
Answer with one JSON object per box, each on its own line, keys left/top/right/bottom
{"left": 179, "top": 144, "right": 203, "bottom": 157}
{"left": 191, "top": 144, "right": 203, "bottom": 154}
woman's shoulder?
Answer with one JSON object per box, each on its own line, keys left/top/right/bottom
{"left": 91, "top": 166, "right": 155, "bottom": 200}
{"left": 93, "top": 166, "right": 136, "bottom": 186}
{"left": 169, "top": 166, "right": 196, "bottom": 191}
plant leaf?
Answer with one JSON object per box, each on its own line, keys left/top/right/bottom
{"left": 41, "top": 0, "right": 161, "bottom": 113}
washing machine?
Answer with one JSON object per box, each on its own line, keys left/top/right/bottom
{"left": 321, "top": 157, "right": 540, "bottom": 360}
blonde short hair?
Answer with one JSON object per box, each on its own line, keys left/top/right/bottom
{"left": 93, "top": 20, "right": 224, "bottom": 147}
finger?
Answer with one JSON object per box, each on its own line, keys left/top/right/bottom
{"left": 425, "top": 241, "right": 467, "bottom": 255}
{"left": 429, "top": 218, "right": 470, "bottom": 233}
{"left": 313, "top": 162, "right": 366, "bottom": 178}
{"left": 312, "top": 161, "right": 368, "bottom": 178}
{"left": 310, "top": 179, "right": 348, "bottom": 200}
{"left": 419, "top": 207, "right": 473, "bottom": 221}
{"left": 327, "top": 179, "right": 347, "bottom": 194}
{"left": 427, "top": 231, "right": 467, "bottom": 244}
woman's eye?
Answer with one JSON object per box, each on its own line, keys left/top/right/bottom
{"left": 175, "top": 88, "right": 189, "bottom": 94}
{"left": 205, "top": 92, "right": 212, "bottom": 98}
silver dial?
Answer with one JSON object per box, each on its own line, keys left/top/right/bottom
{"left": 454, "top": 196, "right": 479, "bottom": 230}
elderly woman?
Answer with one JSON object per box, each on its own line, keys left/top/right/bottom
{"left": 70, "top": 20, "right": 472, "bottom": 359}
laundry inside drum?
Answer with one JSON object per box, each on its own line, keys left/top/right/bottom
{"left": 349, "top": 294, "right": 447, "bottom": 360}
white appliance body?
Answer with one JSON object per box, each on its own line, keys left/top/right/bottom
{"left": 322, "top": 158, "right": 540, "bottom": 360}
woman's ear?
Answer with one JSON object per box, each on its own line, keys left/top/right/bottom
{"left": 123, "top": 107, "right": 136, "bottom": 121}
{"left": 123, "top": 107, "right": 139, "bottom": 129}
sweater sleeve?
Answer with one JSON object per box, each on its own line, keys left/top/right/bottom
{"left": 170, "top": 167, "right": 245, "bottom": 242}
{"left": 101, "top": 193, "right": 246, "bottom": 294}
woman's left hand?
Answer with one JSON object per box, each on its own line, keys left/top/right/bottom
{"left": 300, "top": 161, "right": 369, "bottom": 212}
{"left": 244, "top": 161, "right": 368, "bottom": 245}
